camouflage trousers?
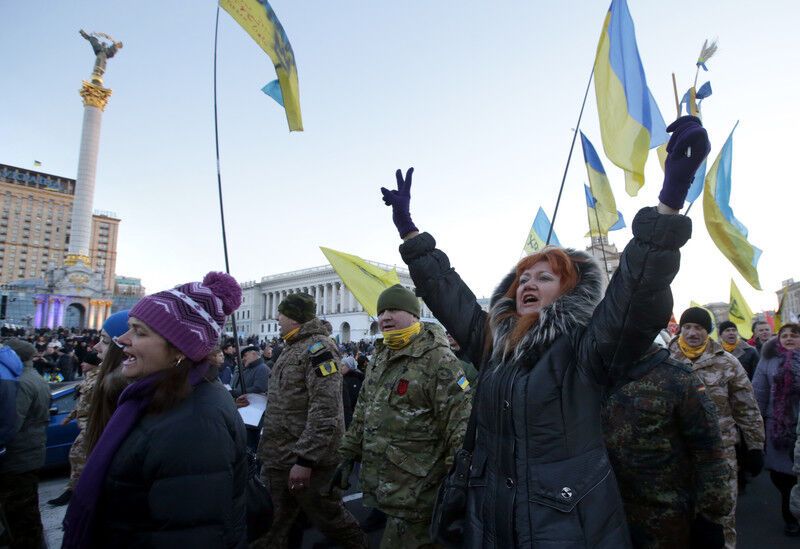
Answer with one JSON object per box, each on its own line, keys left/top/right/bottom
{"left": 380, "top": 515, "right": 441, "bottom": 549}
{"left": 68, "top": 428, "right": 88, "bottom": 490}
{"left": 0, "top": 471, "right": 44, "bottom": 549}
{"left": 252, "top": 466, "right": 368, "bottom": 549}
{"left": 722, "top": 458, "right": 738, "bottom": 549}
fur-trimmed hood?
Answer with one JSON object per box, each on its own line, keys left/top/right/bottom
{"left": 762, "top": 335, "right": 790, "bottom": 360}
{"left": 488, "top": 248, "right": 605, "bottom": 364}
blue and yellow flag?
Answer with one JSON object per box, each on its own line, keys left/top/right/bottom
{"left": 320, "top": 247, "right": 402, "bottom": 317}
{"left": 523, "top": 207, "right": 560, "bottom": 255}
{"left": 702, "top": 123, "right": 762, "bottom": 290}
{"left": 593, "top": 0, "right": 668, "bottom": 196}
{"left": 580, "top": 132, "right": 625, "bottom": 236}
{"left": 729, "top": 279, "right": 754, "bottom": 339}
{"left": 220, "top": 0, "right": 303, "bottom": 131}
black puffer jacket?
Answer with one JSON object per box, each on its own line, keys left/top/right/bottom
{"left": 399, "top": 207, "right": 691, "bottom": 548}
{"left": 94, "top": 380, "right": 248, "bottom": 548}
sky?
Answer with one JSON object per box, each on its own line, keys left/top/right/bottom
{"left": 2, "top": 1, "right": 798, "bottom": 316}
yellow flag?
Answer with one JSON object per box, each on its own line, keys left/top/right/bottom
{"left": 220, "top": 0, "right": 303, "bottom": 131}
{"left": 320, "top": 247, "right": 402, "bottom": 317}
{"left": 775, "top": 286, "right": 789, "bottom": 332}
{"left": 690, "top": 300, "right": 718, "bottom": 340}
{"left": 728, "top": 280, "right": 754, "bottom": 339}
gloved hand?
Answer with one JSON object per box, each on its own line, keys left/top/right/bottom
{"left": 380, "top": 167, "right": 418, "bottom": 238}
{"left": 746, "top": 448, "right": 765, "bottom": 477}
{"left": 328, "top": 458, "right": 355, "bottom": 493}
{"left": 659, "top": 116, "right": 711, "bottom": 210}
{"left": 690, "top": 514, "right": 724, "bottom": 548}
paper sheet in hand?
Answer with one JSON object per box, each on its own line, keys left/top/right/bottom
{"left": 238, "top": 393, "right": 267, "bottom": 427}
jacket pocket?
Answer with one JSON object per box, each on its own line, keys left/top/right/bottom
{"left": 385, "top": 443, "right": 432, "bottom": 478}
{"left": 528, "top": 446, "right": 612, "bottom": 513}
{"left": 467, "top": 449, "right": 487, "bottom": 487}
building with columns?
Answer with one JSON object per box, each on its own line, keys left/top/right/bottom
{"left": 228, "top": 262, "right": 436, "bottom": 343}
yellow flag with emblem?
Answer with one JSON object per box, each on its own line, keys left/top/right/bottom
{"left": 690, "top": 300, "right": 718, "bottom": 340}
{"left": 320, "top": 247, "right": 402, "bottom": 317}
{"left": 729, "top": 279, "right": 754, "bottom": 339}
{"left": 219, "top": 0, "right": 303, "bottom": 131}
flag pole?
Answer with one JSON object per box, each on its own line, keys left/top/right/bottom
{"left": 586, "top": 185, "right": 611, "bottom": 282}
{"left": 671, "top": 73, "right": 681, "bottom": 117}
{"left": 213, "top": 4, "right": 246, "bottom": 397}
{"left": 546, "top": 67, "right": 594, "bottom": 245}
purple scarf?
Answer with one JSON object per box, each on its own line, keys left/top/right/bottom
{"left": 770, "top": 344, "right": 800, "bottom": 450}
{"left": 62, "top": 363, "right": 209, "bottom": 549}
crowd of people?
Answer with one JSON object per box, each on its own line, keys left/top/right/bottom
{"left": 0, "top": 115, "right": 798, "bottom": 548}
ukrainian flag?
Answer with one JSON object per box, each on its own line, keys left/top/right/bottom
{"left": 594, "top": 0, "right": 668, "bottom": 196}
{"left": 220, "top": 0, "right": 303, "bottom": 131}
{"left": 702, "top": 123, "right": 762, "bottom": 290}
{"left": 580, "top": 132, "right": 625, "bottom": 236}
{"left": 523, "top": 207, "right": 560, "bottom": 255}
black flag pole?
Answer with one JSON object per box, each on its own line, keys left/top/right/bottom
{"left": 546, "top": 67, "right": 595, "bottom": 245}
{"left": 213, "top": 5, "right": 247, "bottom": 397}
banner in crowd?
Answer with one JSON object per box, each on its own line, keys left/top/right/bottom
{"left": 320, "top": 247, "right": 401, "bottom": 317}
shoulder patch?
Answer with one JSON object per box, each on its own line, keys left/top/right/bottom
{"left": 310, "top": 350, "right": 334, "bottom": 366}
{"left": 315, "top": 360, "right": 338, "bottom": 377}
{"left": 456, "top": 373, "right": 471, "bottom": 392}
{"left": 308, "top": 341, "right": 326, "bottom": 355}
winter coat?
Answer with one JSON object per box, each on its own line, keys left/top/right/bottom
{"left": 339, "top": 322, "right": 473, "bottom": 520}
{"left": 602, "top": 347, "right": 731, "bottom": 547}
{"left": 94, "top": 381, "right": 247, "bottom": 548}
{"left": 341, "top": 368, "right": 364, "bottom": 428}
{"left": 0, "top": 352, "right": 50, "bottom": 474}
{"left": 230, "top": 357, "right": 269, "bottom": 398}
{"left": 0, "top": 346, "right": 22, "bottom": 449}
{"left": 258, "top": 318, "right": 345, "bottom": 470}
{"left": 752, "top": 337, "right": 799, "bottom": 474}
{"left": 669, "top": 337, "right": 764, "bottom": 456}
{"left": 399, "top": 207, "right": 691, "bottom": 548}
{"left": 730, "top": 339, "right": 760, "bottom": 379}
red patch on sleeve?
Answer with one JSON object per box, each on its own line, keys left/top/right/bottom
{"left": 396, "top": 379, "right": 409, "bottom": 396}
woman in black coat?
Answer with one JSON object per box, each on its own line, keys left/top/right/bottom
{"left": 63, "top": 272, "right": 248, "bottom": 549}
{"left": 379, "top": 117, "right": 709, "bottom": 548}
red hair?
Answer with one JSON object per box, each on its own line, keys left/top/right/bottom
{"left": 490, "top": 247, "right": 582, "bottom": 353}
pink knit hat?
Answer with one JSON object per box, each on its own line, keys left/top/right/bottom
{"left": 130, "top": 272, "right": 241, "bottom": 362}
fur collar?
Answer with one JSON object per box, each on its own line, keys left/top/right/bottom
{"left": 488, "top": 249, "right": 605, "bottom": 364}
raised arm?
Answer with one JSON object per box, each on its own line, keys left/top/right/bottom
{"left": 381, "top": 168, "right": 488, "bottom": 365}
{"left": 577, "top": 116, "right": 709, "bottom": 385}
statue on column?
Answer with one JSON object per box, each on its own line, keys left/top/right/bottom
{"left": 79, "top": 30, "right": 123, "bottom": 85}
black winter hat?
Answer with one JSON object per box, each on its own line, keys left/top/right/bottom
{"left": 718, "top": 320, "right": 737, "bottom": 334}
{"left": 377, "top": 285, "right": 421, "bottom": 317}
{"left": 679, "top": 307, "right": 713, "bottom": 333}
{"left": 278, "top": 292, "right": 316, "bottom": 323}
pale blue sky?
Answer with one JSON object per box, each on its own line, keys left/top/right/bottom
{"left": 2, "top": 1, "right": 797, "bottom": 315}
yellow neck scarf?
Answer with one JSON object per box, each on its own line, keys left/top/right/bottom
{"left": 678, "top": 335, "right": 709, "bottom": 360}
{"left": 383, "top": 322, "right": 422, "bottom": 350}
{"left": 283, "top": 327, "right": 300, "bottom": 343}
{"left": 721, "top": 340, "right": 738, "bottom": 353}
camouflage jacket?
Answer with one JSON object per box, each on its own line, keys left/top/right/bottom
{"left": 339, "top": 322, "right": 473, "bottom": 520}
{"left": 602, "top": 350, "right": 732, "bottom": 538}
{"left": 67, "top": 367, "right": 100, "bottom": 431}
{"left": 258, "top": 318, "right": 345, "bottom": 470}
{"left": 669, "top": 337, "right": 765, "bottom": 452}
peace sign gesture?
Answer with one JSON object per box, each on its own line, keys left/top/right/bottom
{"left": 380, "top": 167, "right": 418, "bottom": 238}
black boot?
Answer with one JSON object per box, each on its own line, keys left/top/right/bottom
{"left": 48, "top": 488, "right": 72, "bottom": 506}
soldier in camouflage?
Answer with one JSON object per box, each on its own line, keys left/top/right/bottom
{"left": 254, "top": 292, "right": 368, "bottom": 549}
{"left": 669, "top": 307, "right": 765, "bottom": 549}
{"left": 337, "top": 285, "right": 473, "bottom": 549}
{"left": 602, "top": 345, "right": 731, "bottom": 548}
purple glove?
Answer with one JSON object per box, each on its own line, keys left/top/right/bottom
{"left": 381, "top": 168, "right": 418, "bottom": 238}
{"left": 659, "top": 116, "right": 711, "bottom": 210}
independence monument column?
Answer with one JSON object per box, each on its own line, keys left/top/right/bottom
{"left": 65, "top": 30, "right": 123, "bottom": 266}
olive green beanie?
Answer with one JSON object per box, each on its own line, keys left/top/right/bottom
{"left": 377, "top": 284, "right": 421, "bottom": 317}
{"left": 278, "top": 292, "right": 316, "bottom": 323}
